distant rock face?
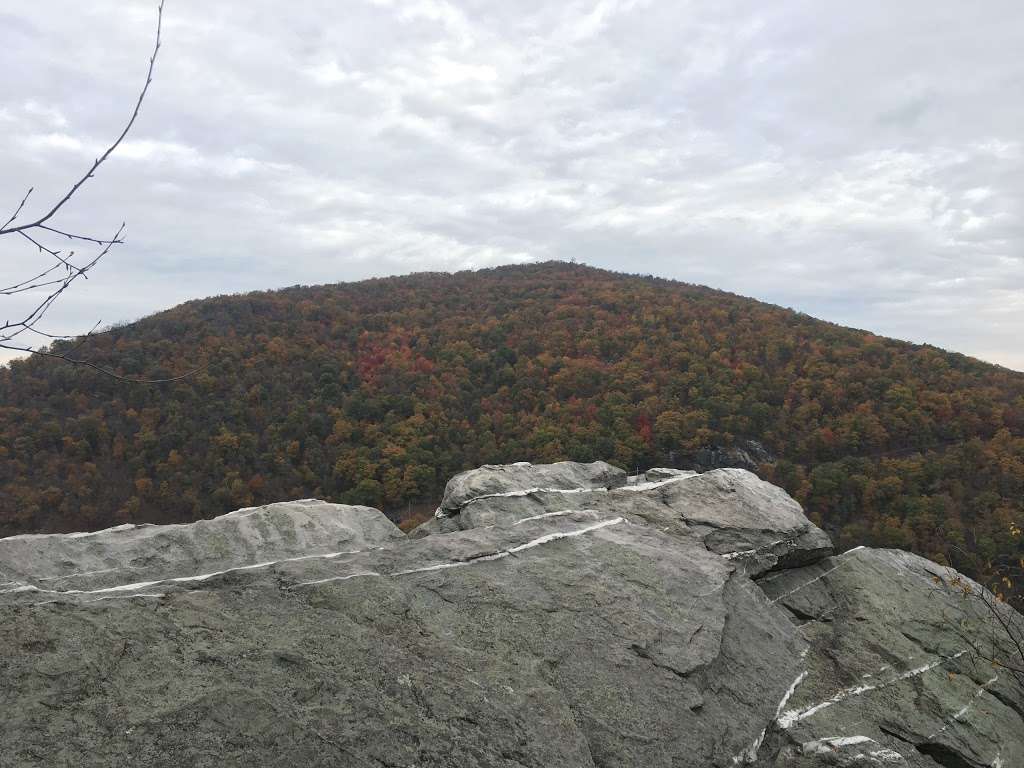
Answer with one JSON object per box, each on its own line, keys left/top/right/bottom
{"left": 682, "top": 438, "right": 776, "bottom": 473}
{"left": 1, "top": 462, "right": 1021, "bottom": 768}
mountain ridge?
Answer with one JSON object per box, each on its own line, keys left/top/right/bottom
{"left": 164, "top": 262, "right": 1022, "bottom": 373}
{"left": 1, "top": 261, "right": 1021, "bottom": 602}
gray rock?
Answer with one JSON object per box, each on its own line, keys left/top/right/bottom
{"left": 1, "top": 462, "right": 1021, "bottom": 768}
{"left": 439, "top": 468, "right": 833, "bottom": 577}
{"left": 0, "top": 499, "right": 403, "bottom": 593}
{"left": 644, "top": 467, "right": 699, "bottom": 482}
{"left": 0, "top": 505, "right": 806, "bottom": 767}
{"left": 757, "top": 547, "right": 1024, "bottom": 767}
{"left": 682, "top": 439, "right": 776, "bottom": 473}
{"left": 436, "top": 460, "right": 627, "bottom": 516}
{"left": 405, "top": 515, "right": 460, "bottom": 539}
{"left": 658, "top": 469, "right": 834, "bottom": 573}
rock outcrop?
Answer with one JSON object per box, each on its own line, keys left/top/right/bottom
{"left": 760, "top": 548, "right": 1024, "bottom": 767}
{"left": 435, "top": 459, "right": 628, "bottom": 515}
{"left": 417, "top": 467, "right": 832, "bottom": 577}
{"left": 0, "top": 499, "right": 404, "bottom": 592}
{"left": 680, "top": 438, "right": 776, "bottom": 473}
{"left": 1, "top": 462, "right": 1021, "bottom": 768}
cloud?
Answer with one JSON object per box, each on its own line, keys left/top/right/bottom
{"left": 0, "top": 0, "right": 1022, "bottom": 370}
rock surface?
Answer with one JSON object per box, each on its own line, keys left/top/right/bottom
{"left": 758, "top": 548, "right": 1024, "bottom": 767}
{"left": 1, "top": 462, "right": 1021, "bottom": 768}
{"left": 643, "top": 467, "right": 699, "bottom": 482}
{"left": 435, "top": 459, "right": 627, "bottom": 515}
{"left": 680, "top": 438, "right": 776, "bottom": 473}
{"left": 0, "top": 499, "right": 403, "bottom": 593}
{"left": 425, "top": 468, "right": 833, "bottom": 577}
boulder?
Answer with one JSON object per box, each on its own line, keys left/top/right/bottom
{"left": 0, "top": 499, "right": 403, "bottom": 593}
{"left": 1, "top": 462, "right": 1021, "bottom": 768}
{"left": 436, "top": 460, "right": 627, "bottom": 516}
{"left": 756, "top": 547, "right": 1024, "bottom": 767}
{"left": 432, "top": 467, "right": 833, "bottom": 577}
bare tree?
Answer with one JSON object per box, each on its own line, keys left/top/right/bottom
{"left": 0, "top": 0, "right": 192, "bottom": 384}
{"left": 932, "top": 548, "right": 1024, "bottom": 688}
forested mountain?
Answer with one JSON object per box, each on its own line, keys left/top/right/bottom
{"left": 2, "top": 262, "right": 1022, "bottom": 602}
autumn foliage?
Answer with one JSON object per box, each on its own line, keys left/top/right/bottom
{"left": 1, "top": 263, "right": 1022, "bottom": 603}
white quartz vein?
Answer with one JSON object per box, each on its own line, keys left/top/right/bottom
{"left": 2, "top": 547, "right": 380, "bottom": 598}
{"left": 288, "top": 571, "right": 382, "bottom": 587}
{"left": 37, "top": 566, "right": 129, "bottom": 582}
{"left": 458, "top": 475, "right": 691, "bottom": 510}
{"left": 768, "top": 547, "right": 865, "bottom": 605}
{"left": 0, "top": 522, "right": 140, "bottom": 542}
{"left": 7, "top": 518, "right": 626, "bottom": 601}
{"left": 87, "top": 593, "right": 166, "bottom": 603}
{"left": 802, "top": 735, "right": 876, "bottom": 755}
{"left": 927, "top": 675, "right": 999, "bottom": 739}
{"left": 512, "top": 510, "right": 581, "bottom": 525}
{"left": 869, "top": 747, "right": 906, "bottom": 761}
{"left": 723, "top": 539, "right": 787, "bottom": 560}
{"left": 732, "top": 667, "right": 808, "bottom": 764}
{"left": 291, "top": 517, "right": 626, "bottom": 589}
{"left": 778, "top": 651, "right": 967, "bottom": 729}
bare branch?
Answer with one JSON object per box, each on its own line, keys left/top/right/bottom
{"left": 930, "top": 563, "right": 1024, "bottom": 686}
{"left": 0, "top": 260, "right": 66, "bottom": 294}
{"left": 22, "top": 319, "right": 104, "bottom": 341}
{"left": 2, "top": 187, "right": 33, "bottom": 230}
{"left": 37, "top": 224, "right": 125, "bottom": 245}
{"left": 17, "top": 228, "right": 68, "bottom": 259}
{"left": 0, "top": 342, "right": 204, "bottom": 384}
{"left": 1, "top": 225, "right": 123, "bottom": 344}
{"left": 0, "top": 0, "right": 164, "bottom": 237}
{"left": 0, "top": 2, "right": 193, "bottom": 386}
{"left": 1, "top": 276, "right": 76, "bottom": 296}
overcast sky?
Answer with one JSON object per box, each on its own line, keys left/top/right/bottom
{"left": 2, "top": 0, "right": 1022, "bottom": 370}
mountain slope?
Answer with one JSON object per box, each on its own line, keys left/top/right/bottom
{"left": 1, "top": 262, "right": 1022, "bottom": 599}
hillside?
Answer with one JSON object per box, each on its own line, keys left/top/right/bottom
{"left": 2, "top": 262, "right": 1022, "bottom": 601}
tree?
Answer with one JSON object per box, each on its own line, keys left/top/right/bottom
{"left": 0, "top": 1, "right": 187, "bottom": 383}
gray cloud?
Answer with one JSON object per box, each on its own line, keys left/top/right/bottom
{"left": 1, "top": 0, "right": 1022, "bottom": 369}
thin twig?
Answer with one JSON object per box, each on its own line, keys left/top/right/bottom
{"left": 0, "top": 2, "right": 190, "bottom": 385}
{"left": 0, "top": 342, "right": 205, "bottom": 384}
{"left": 0, "top": 260, "right": 66, "bottom": 294}
{"left": 23, "top": 320, "right": 104, "bottom": 341}
{"left": 1, "top": 225, "right": 123, "bottom": 343}
{"left": 37, "top": 224, "right": 125, "bottom": 245}
{"left": 1, "top": 187, "right": 33, "bottom": 230}
{"left": 0, "top": 0, "right": 164, "bottom": 237}
{"left": 18, "top": 228, "right": 77, "bottom": 267}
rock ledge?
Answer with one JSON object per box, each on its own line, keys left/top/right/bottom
{"left": 1, "top": 461, "right": 1021, "bottom": 768}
